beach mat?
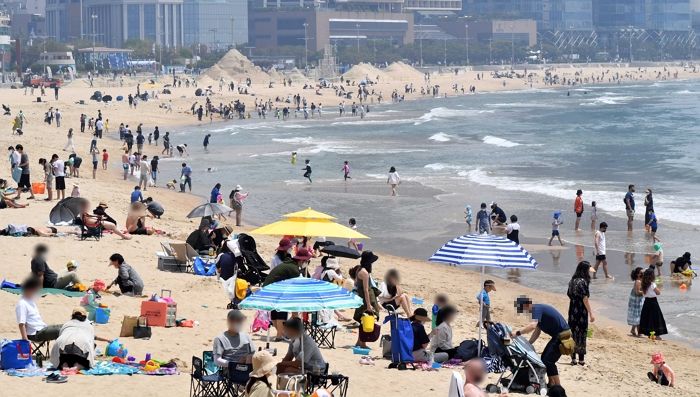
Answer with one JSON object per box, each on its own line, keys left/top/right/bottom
{"left": 1, "top": 287, "right": 83, "bottom": 298}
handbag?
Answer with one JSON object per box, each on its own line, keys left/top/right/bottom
{"left": 133, "top": 316, "right": 152, "bottom": 339}
{"left": 120, "top": 315, "right": 139, "bottom": 337}
{"left": 359, "top": 323, "right": 381, "bottom": 343}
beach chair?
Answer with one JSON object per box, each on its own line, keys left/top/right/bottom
{"left": 448, "top": 371, "right": 466, "bottom": 397}
{"left": 170, "top": 243, "right": 193, "bottom": 273}
{"left": 306, "top": 312, "right": 337, "bottom": 349}
{"left": 78, "top": 214, "right": 103, "bottom": 241}
{"left": 306, "top": 364, "right": 349, "bottom": 397}
{"left": 202, "top": 351, "right": 219, "bottom": 376}
{"left": 156, "top": 242, "right": 184, "bottom": 272}
{"left": 190, "top": 356, "right": 225, "bottom": 397}
{"left": 225, "top": 361, "right": 252, "bottom": 397}
{"left": 29, "top": 339, "right": 51, "bottom": 361}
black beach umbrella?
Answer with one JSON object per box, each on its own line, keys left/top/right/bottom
{"left": 102, "top": 95, "right": 113, "bottom": 102}
{"left": 195, "top": 88, "right": 203, "bottom": 96}
{"left": 320, "top": 245, "right": 361, "bottom": 259}
{"left": 50, "top": 197, "right": 88, "bottom": 224}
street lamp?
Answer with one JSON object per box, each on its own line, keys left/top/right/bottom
{"left": 510, "top": 22, "right": 515, "bottom": 67}
{"left": 443, "top": 38, "right": 447, "bottom": 66}
{"left": 303, "top": 22, "right": 309, "bottom": 69}
{"left": 356, "top": 23, "right": 360, "bottom": 53}
{"left": 91, "top": 13, "right": 97, "bottom": 73}
{"left": 465, "top": 23, "right": 469, "bottom": 66}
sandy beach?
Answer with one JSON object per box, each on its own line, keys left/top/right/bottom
{"left": 1, "top": 56, "right": 699, "bottom": 397}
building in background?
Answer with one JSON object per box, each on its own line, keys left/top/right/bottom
{"left": 693, "top": 0, "right": 700, "bottom": 28}
{"left": 435, "top": 17, "right": 537, "bottom": 46}
{"left": 183, "top": 0, "right": 248, "bottom": 49}
{"left": 403, "top": 0, "right": 462, "bottom": 11}
{"left": 45, "top": 0, "right": 81, "bottom": 42}
{"left": 462, "top": 0, "right": 593, "bottom": 31}
{"left": 646, "top": 0, "right": 691, "bottom": 31}
{"left": 249, "top": 9, "right": 413, "bottom": 51}
{"left": 1, "top": 11, "right": 10, "bottom": 76}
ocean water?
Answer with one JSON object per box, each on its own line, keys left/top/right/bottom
{"left": 163, "top": 79, "right": 700, "bottom": 345}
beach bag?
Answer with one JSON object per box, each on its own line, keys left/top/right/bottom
{"left": 359, "top": 323, "right": 381, "bottom": 343}
{"left": 558, "top": 330, "right": 575, "bottom": 355}
{"left": 380, "top": 335, "right": 392, "bottom": 359}
{"left": 120, "top": 315, "right": 139, "bottom": 337}
{"left": 383, "top": 314, "right": 414, "bottom": 366}
{"left": 455, "top": 339, "right": 482, "bottom": 361}
{"left": 133, "top": 316, "right": 152, "bottom": 339}
{"left": 193, "top": 257, "right": 216, "bottom": 276}
{"left": 1, "top": 340, "right": 33, "bottom": 369}
{"left": 11, "top": 167, "right": 22, "bottom": 183}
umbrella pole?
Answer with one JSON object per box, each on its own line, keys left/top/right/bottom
{"left": 478, "top": 265, "right": 484, "bottom": 355}
{"left": 301, "top": 320, "right": 305, "bottom": 375}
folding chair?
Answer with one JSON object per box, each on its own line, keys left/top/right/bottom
{"left": 306, "top": 312, "right": 337, "bottom": 349}
{"left": 306, "top": 364, "right": 349, "bottom": 397}
{"left": 202, "top": 351, "right": 219, "bottom": 375}
{"left": 225, "top": 361, "right": 252, "bottom": 397}
{"left": 30, "top": 340, "right": 51, "bottom": 361}
{"left": 170, "top": 243, "right": 193, "bottom": 273}
{"left": 78, "top": 214, "right": 103, "bottom": 241}
{"left": 190, "top": 356, "right": 226, "bottom": 397}
{"left": 157, "top": 242, "right": 187, "bottom": 272}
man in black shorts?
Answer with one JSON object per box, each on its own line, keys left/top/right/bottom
{"left": 15, "top": 145, "right": 35, "bottom": 200}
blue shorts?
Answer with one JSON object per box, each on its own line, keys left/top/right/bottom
{"left": 551, "top": 230, "right": 560, "bottom": 237}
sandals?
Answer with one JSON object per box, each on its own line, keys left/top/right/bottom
{"left": 45, "top": 373, "right": 68, "bottom": 384}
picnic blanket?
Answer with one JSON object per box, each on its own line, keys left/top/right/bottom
{"left": 1, "top": 287, "right": 84, "bottom": 298}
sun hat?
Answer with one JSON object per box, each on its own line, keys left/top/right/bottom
{"left": 98, "top": 201, "right": 109, "bottom": 208}
{"left": 324, "top": 257, "right": 340, "bottom": 270}
{"left": 277, "top": 238, "right": 293, "bottom": 252}
{"left": 293, "top": 247, "right": 313, "bottom": 261}
{"left": 250, "top": 350, "right": 276, "bottom": 378}
{"left": 72, "top": 307, "right": 87, "bottom": 317}
{"left": 650, "top": 353, "right": 665, "bottom": 364}
{"left": 66, "top": 260, "right": 79, "bottom": 270}
{"left": 360, "top": 251, "right": 379, "bottom": 266}
{"left": 235, "top": 184, "right": 242, "bottom": 191}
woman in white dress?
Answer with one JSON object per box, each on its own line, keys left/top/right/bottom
{"left": 387, "top": 166, "right": 401, "bottom": 196}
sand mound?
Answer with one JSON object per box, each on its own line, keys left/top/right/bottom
{"left": 385, "top": 61, "right": 423, "bottom": 81}
{"left": 200, "top": 49, "right": 271, "bottom": 83}
{"left": 342, "top": 62, "right": 386, "bottom": 82}
{"left": 284, "top": 68, "right": 311, "bottom": 84}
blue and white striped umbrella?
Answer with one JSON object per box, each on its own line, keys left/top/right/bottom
{"left": 239, "top": 276, "right": 363, "bottom": 312}
{"left": 429, "top": 234, "right": 538, "bottom": 269}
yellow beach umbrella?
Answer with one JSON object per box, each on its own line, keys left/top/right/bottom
{"left": 250, "top": 208, "right": 368, "bottom": 239}
{"left": 283, "top": 208, "right": 337, "bottom": 220}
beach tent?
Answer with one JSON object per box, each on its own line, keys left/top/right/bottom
{"left": 429, "top": 234, "right": 538, "bottom": 351}
{"left": 239, "top": 276, "right": 362, "bottom": 373}
{"left": 186, "top": 203, "right": 233, "bottom": 218}
{"left": 250, "top": 208, "right": 368, "bottom": 239}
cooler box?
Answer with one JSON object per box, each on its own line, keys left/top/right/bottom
{"left": 140, "top": 290, "right": 177, "bottom": 327}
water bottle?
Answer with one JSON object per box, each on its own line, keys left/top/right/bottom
{"left": 427, "top": 351, "right": 434, "bottom": 368}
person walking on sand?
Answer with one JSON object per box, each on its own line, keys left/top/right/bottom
{"left": 15, "top": 145, "right": 36, "bottom": 200}
{"left": 63, "top": 128, "right": 75, "bottom": 152}
{"left": 180, "top": 162, "right": 193, "bottom": 192}
{"left": 342, "top": 161, "right": 351, "bottom": 181}
{"left": 229, "top": 185, "right": 248, "bottom": 227}
{"left": 302, "top": 159, "right": 312, "bottom": 183}
{"left": 548, "top": 211, "right": 564, "bottom": 246}
{"left": 139, "top": 155, "right": 151, "bottom": 191}
{"left": 625, "top": 184, "right": 636, "bottom": 231}
{"left": 387, "top": 166, "right": 400, "bottom": 196}
{"left": 574, "top": 189, "right": 584, "bottom": 231}
{"left": 647, "top": 209, "right": 660, "bottom": 243}
{"left": 593, "top": 222, "right": 612, "bottom": 279}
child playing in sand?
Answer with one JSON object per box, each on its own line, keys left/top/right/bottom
{"left": 476, "top": 280, "right": 496, "bottom": 326}
{"left": 102, "top": 149, "right": 109, "bottom": 170}
{"left": 548, "top": 211, "right": 564, "bottom": 246}
{"left": 647, "top": 209, "right": 660, "bottom": 243}
{"left": 80, "top": 279, "right": 106, "bottom": 321}
{"left": 590, "top": 201, "right": 597, "bottom": 230}
{"left": 464, "top": 205, "right": 473, "bottom": 232}
{"left": 648, "top": 353, "right": 675, "bottom": 387}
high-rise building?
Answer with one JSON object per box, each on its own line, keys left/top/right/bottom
{"left": 46, "top": 0, "right": 184, "bottom": 47}
{"left": 692, "top": 0, "right": 700, "bottom": 28}
{"left": 592, "top": 0, "right": 646, "bottom": 30}
{"left": 182, "top": 0, "right": 248, "bottom": 49}
{"left": 646, "top": 0, "right": 691, "bottom": 31}
{"left": 462, "top": 0, "right": 593, "bottom": 31}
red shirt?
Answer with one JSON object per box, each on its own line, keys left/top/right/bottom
{"left": 574, "top": 196, "right": 583, "bottom": 213}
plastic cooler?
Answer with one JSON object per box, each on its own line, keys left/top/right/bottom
{"left": 140, "top": 290, "right": 177, "bottom": 327}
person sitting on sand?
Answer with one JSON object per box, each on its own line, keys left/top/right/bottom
{"left": 511, "top": 297, "right": 572, "bottom": 386}
{"left": 106, "top": 253, "right": 144, "bottom": 296}
{"left": 126, "top": 201, "right": 154, "bottom": 235}
{"left": 410, "top": 308, "right": 432, "bottom": 362}
{"left": 211, "top": 225, "right": 233, "bottom": 252}
{"left": 648, "top": 352, "right": 675, "bottom": 387}
{"left": 428, "top": 305, "right": 458, "bottom": 363}
{"left": 80, "top": 279, "right": 106, "bottom": 321}
{"left": 277, "top": 317, "right": 326, "bottom": 375}
{"left": 378, "top": 268, "right": 412, "bottom": 315}
{"left": 463, "top": 359, "right": 490, "bottom": 397}
{"left": 49, "top": 307, "right": 110, "bottom": 371}
{"left": 246, "top": 350, "right": 276, "bottom": 397}
{"left": 93, "top": 201, "right": 118, "bottom": 225}
{"left": 270, "top": 238, "right": 293, "bottom": 270}
{"left": 0, "top": 178, "right": 28, "bottom": 208}
{"left": 55, "top": 260, "right": 83, "bottom": 290}
{"left": 81, "top": 201, "right": 131, "bottom": 240}
{"left": 263, "top": 248, "right": 309, "bottom": 340}
{"left": 31, "top": 244, "right": 59, "bottom": 289}
{"left": 16, "top": 277, "right": 62, "bottom": 343}
{"left": 213, "top": 310, "right": 256, "bottom": 370}
{"left": 186, "top": 219, "right": 215, "bottom": 254}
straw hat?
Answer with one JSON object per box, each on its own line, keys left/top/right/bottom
{"left": 98, "top": 201, "right": 109, "bottom": 208}
{"left": 72, "top": 307, "right": 87, "bottom": 317}
{"left": 250, "top": 350, "right": 276, "bottom": 378}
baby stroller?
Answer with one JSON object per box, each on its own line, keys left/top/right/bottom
{"left": 485, "top": 323, "right": 547, "bottom": 395}
{"left": 233, "top": 233, "right": 269, "bottom": 285}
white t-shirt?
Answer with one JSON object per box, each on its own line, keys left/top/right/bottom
{"left": 644, "top": 282, "right": 658, "bottom": 298}
{"left": 95, "top": 120, "right": 104, "bottom": 130}
{"left": 52, "top": 160, "right": 66, "bottom": 177}
{"left": 10, "top": 151, "right": 21, "bottom": 166}
{"left": 595, "top": 230, "right": 606, "bottom": 255}
{"left": 140, "top": 160, "right": 150, "bottom": 176}
{"left": 388, "top": 172, "right": 400, "bottom": 185}
{"left": 15, "top": 297, "right": 46, "bottom": 336}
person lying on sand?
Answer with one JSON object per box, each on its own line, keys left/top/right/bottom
{"left": 0, "top": 178, "right": 28, "bottom": 208}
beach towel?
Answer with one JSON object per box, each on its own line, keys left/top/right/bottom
{"left": 80, "top": 361, "right": 140, "bottom": 376}
{"left": 1, "top": 287, "right": 84, "bottom": 298}
{"left": 4, "top": 368, "right": 50, "bottom": 377}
